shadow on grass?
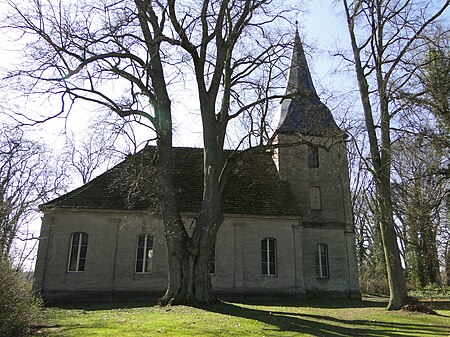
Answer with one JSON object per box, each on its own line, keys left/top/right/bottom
{"left": 420, "top": 300, "right": 450, "bottom": 311}
{"left": 47, "top": 297, "right": 382, "bottom": 311}
{"left": 41, "top": 298, "right": 450, "bottom": 337}
{"left": 202, "top": 301, "right": 450, "bottom": 337}
{"left": 216, "top": 296, "right": 386, "bottom": 309}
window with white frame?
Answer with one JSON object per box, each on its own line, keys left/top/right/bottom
{"left": 67, "top": 232, "right": 88, "bottom": 272}
{"left": 135, "top": 235, "right": 153, "bottom": 273}
{"left": 315, "top": 243, "right": 329, "bottom": 278}
{"left": 261, "top": 238, "right": 277, "bottom": 276}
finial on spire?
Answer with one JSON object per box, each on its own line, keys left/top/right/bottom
{"left": 284, "top": 27, "right": 315, "bottom": 97}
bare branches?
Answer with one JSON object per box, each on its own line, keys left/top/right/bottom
{"left": 0, "top": 122, "right": 66, "bottom": 265}
{"left": 3, "top": 0, "right": 170, "bottom": 130}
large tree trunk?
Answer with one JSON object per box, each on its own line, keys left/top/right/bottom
{"left": 153, "top": 120, "right": 191, "bottom": 305}
{"left": 156, "top": 138, "right": 224, "bottom": 305}
{"left": 377, "top": 178, "right": 408, "bottom": 309}
{"left": 377, "top": 85, "right": 408, "bottom": 310}
{"left": 158, "top": 195, "right": 223, "bottom": 304}
{"left": 190, "top": 164, "right": 224, "bottom": 303}
{"left": 153, "top": 143, "right": 203, "bottom": 305}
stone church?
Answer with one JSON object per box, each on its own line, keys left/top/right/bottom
{"left": 34, "top": 31, "right": 360, "bottom": 302}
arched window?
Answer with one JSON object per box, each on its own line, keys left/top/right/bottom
{"left": 310, "top": 186, "right": 322, "bottom": 210}
{"left": 67, "top": 232, "right": 88, "bottom": 272}
{"left": 315, "top": 243, "right": 329, "bottom": 278}
{"left": 135, "top": 234, "right": 153, "bottom": 273}
{"left": 261, "top": 238, "right": 277, "bottom": 276}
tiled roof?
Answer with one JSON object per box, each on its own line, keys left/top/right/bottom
{"left": 42, "top": 147, "right": 301, "bottom": 217}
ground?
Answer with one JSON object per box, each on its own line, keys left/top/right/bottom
{"left": 32, "top": 296, "right": 450, "bottom": 337}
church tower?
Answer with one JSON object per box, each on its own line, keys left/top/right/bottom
{"left": 274, "top": 30, "right": 352, "bottom": 227}
{"left": 274, "top": 31, "right": 360, "bottom": 298}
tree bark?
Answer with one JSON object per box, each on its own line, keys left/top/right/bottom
{"left": 377, "top": 179, "right": 408, "bottom": 309}
{"left": 155, "top": 136, "right": 224, "bottom": 305}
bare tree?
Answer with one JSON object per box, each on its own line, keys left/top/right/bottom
{"left": 341, "top": 0, "right": 449, "bottom": 309}
{"left": 0, "top": 123, "right": 65, "bottom": 269}
{"left": 65, "top": 118, "right": 126, "bottom": 184}
{"left": 4, "top": 0, "right": 300, "bottom": 303}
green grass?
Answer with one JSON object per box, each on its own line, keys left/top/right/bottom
{"left": 33, "top": 296, "right": 450, "bottom": 337}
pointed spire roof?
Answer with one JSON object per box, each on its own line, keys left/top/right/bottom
{"left": 285, "top": 30, "right": 318, "bottom": 98}
{"left": 277, "top": 30, "right": 340, "bottom": 136}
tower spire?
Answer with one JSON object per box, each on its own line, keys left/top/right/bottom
{"left": 276, "top": 30, "right": 340, "bottom": 136}
{"left": 285, "top": 29, "right": 318, "bottom": 99}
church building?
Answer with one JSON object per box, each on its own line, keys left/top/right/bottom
{"left": 34, "top": 31, "right": 360, "bottom": 302}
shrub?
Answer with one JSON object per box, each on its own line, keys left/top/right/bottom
{"left": 409, "top": 283, "right": 450, "bottom": 300}
{"left": 0, "top": 260, "right": 42, "bottom": 337}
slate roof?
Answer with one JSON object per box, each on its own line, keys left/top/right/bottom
{"left": 42, "top": 147, "right": 301, "bottom": 217}
{"left": 278, "top": 97, "right": 340, "bottom": 136}
{"left": 277, "top": 30, "right": 340, "bottom": 136}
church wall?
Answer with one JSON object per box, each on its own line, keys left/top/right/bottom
{"left": 104, "top": 214, "right": 168, "bottom": 293}
{"left": 211, "top": 218, "right": 299, "bottom": 294}
{"left": 35, "top": 209, "right": 358, "bottom": 302}
{"left": 302, "top": 228, "right": 354, "bottom": 297}
{"left": 37, "top": 211, "right": 119, "bottom": 301}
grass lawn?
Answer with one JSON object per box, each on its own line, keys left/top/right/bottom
{"left": 33, "top": 296, "right": 450, "bottom": 337}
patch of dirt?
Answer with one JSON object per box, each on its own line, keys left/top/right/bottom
{"left": 401, "top": 304, "right": 439, "bottom": 315}
{"left": 31, "top": 324, "right": 61, "bottom": 335}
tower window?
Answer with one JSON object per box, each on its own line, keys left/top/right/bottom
{"left": 310, "top": 186, "right": 322, "bottom": 210}
{"left": 315, "top": 243, "right": 329, "bottom": 278}
{"left": 261, "top": 238, "right": 277, "bottom": 276}
{"left": 308, "top": 146, "right": 319, "bottom": 168}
